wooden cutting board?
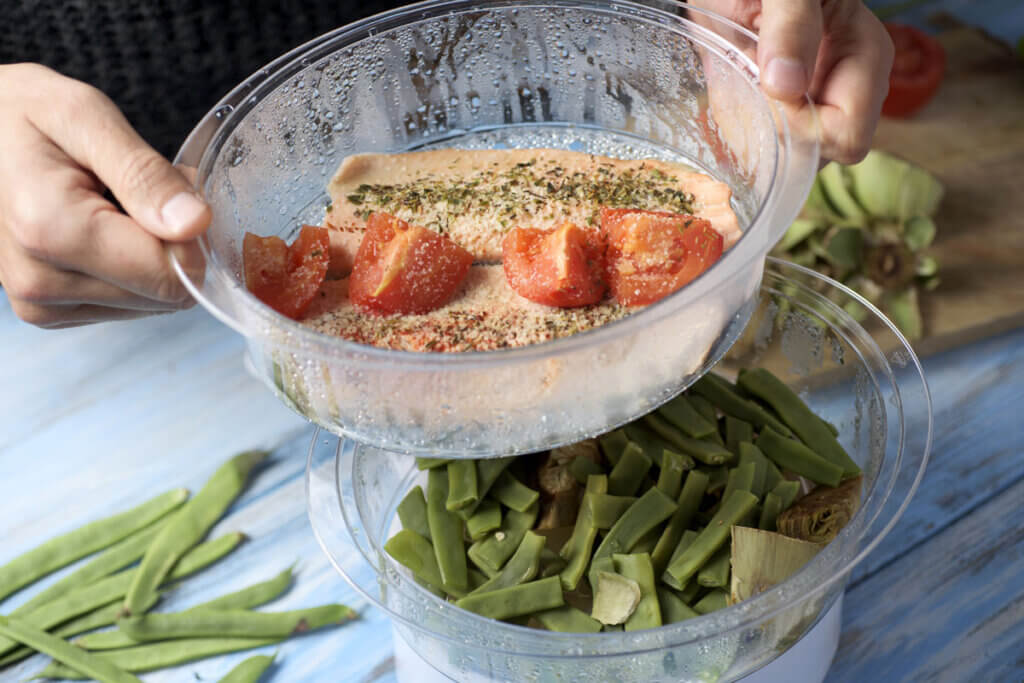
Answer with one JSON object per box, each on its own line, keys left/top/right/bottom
{"left": 870, "top": 23, "right": 1024, "bottom": 355}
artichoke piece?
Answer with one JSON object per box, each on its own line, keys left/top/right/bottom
{"left": 847, "top": 150, "right": 944, "bottom": 220}
{"left": 775, "top": 217, "right": 822, "bottom": 253}
{"left": 730, "top": 526, "right": 822, "bottom": 605}
{"left": 591, "top": 571, "right": 642, "bottom": 625}
{"left": 818, "top": 162, "right": 868, "bottom": 223}
{"left": 903, "top": 215, "right": 937, "bottom": 250}
{"left": 825, "top": 226, "right": 864, "bottom": 271}
{"left": 884, "top": 288, "right": 924, "bottom": 341}
{"left": 776, "top": 475, "right": 863, "bottom": 544}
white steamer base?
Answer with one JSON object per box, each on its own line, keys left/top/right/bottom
{"left": 393, "top": 594, "right": 842, "bottom": 683}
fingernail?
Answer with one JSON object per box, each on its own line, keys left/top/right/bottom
{"left": 764, "top": 57, "right": 808, "bottom": 98}
{"left": 161, "top": 192, "right": 208, "bottom": 236}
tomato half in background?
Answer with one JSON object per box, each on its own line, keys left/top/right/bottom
{"left": 243, "top": 224, "right": 330, "bottom": 319}
{"left": 882, "top": 23, "right": 946, "bottom": 118}
{"left": 600, "top": 208, "right": 722, "bottom": 306}
{"left": 349, "top": 212, "right": 474, "bottom": 315}
{"left": 502, "top": 222, "right": 607, "bottom": 308}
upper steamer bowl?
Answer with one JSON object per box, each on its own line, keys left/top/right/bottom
{"left": 307, "top": 258, "right": 933, "bottom": 683}
{"left": 172, "top": 1, "right": 819, "bottom": 456}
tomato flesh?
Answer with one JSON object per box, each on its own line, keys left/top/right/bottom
{"left": 349, "top": 212, "right": 474, "bottom": 315}
{"left": 243, "top": 224, "right": 330, "bottom": 319}
{"left": 502, "top": 222, "right": 606, "bottom": 307}
{"left": 600, "top": 207, "right": 722, "bottom": 306}
{"left": 882, "top": 24, "right": 946, "bottom": 118}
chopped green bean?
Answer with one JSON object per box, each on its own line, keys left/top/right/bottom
{"left": 586, "top": 493, "right": 637, "bottom": 530}
{"left": 722, "top": 462, "right": 757, "bottom": 503}
{"left": 642, "top": 415, "right": 700, "bottom": 470}
{"left": 468, "top": 531, "right": 545, "bottom": 596}
{"left": 468, "top": 503, "right": 538, "bottom": 576}
{"left": 0, "top": 488, "right": 188, "bottom": 605}
{"left": 687, "top": 394, "right": 719, "bottom": 425}
{"left": 677, "top": 579, "right": 702, "bottom": 605}
{"left": 456, "top": 457, "right": 516, "bottom": 520}
{"left": 446, "top": 460, "right": 479, "bottom": 511}
{"left": 724, "top": 417, "right": 754, "bottom": 458}
{"left": 0, "top": 615, "right": 142, "bottom": 683}
{"left": 218, "top": 654, "right": 275, "bottom": 683}
{"left": 651, "top": 427, "right": 732, "bottom": 466}
{"left": 534, "top": 605, "right": 602, "bottom": 633}
{"left": 822, "top": 418, "right": 840, "bottom": 437}
{"left": 630, "top": 529, "right": 660, "bottom": 556}
{"left": 489, "top": 471, "right": 540, "bottom": 512}
{"left": 699, "top": 465, "right": 729, "bottom": 495}
{"left": 693, "top": 588, "right": 730, "bottom": 615}
{"left": 661, "top": 529, "right": 699, "bottom": 591}
{"left": 756, "top": 427, "right": 843, "bottom": 487}
{"left": 124, "top": 451, "right": 266, "bottom": 616}
{"left": 539, "top": 548, "right": 567, "bottom": 578}
{"left": 737, "top": 368, "right": 860, "bottom": 476}
{"left": 117, "top": 604, "right": 356, "bottom": 641}
{"left": 665, "top": 490, "right": 758, "bottom": 587}
{"left": 607, "top": 442, "right": 652, "bottom": 496}
{"left": 591, "top": 488, "right": 677, "bottom": 588}
{"left": 0, "top": 533, "right": 243, "bottom": 658}
{"left": 658, "top": 395, "right": 716, "bottom": 438}
{"left": 598, "top": 430, "right": 630, "bottom": 467}
{"left": 613, "top": 553, "right": 661, "bottom": 631}
{"left": 758, "top": 492, "right": 784, "bottom": 531}
{"left": 558, "top": 476, "right": 607, "bottom": 591}
{"left": 772, "top": 480, "right": 802, "bottom": 510}
{"left": 657, "top": 588, "right": 699, "bottom": 623}
{"left": 455, "top": 576, "right": 563, "bottom": 620}
{"left": 569, "top": 456, "right": 604, "bottom": 485}
{"left": 652, "top": 470, "right": 710, "bottom": 576}
{"left": 416, "top": 458, "right": 448, "bottom": 470}
{"left": 385, "top": 529, "right": 447, "bottom": 595}
{"left": 396, "top": 486, "right": 431, "bottom": 541}
{"left": 426, "top": 468, "right": 468, "bottom": 593}
{"left": 697, "top": 546, "right": 730, "bottom": 588}
{"left": 622, "top": 423, "right": 667, "bottom": 467}
{"left": 691, "top": 373, "right": 792, "bottom": 436}
{"left": 466, "top": 500, "right": 502, "bottom": 541}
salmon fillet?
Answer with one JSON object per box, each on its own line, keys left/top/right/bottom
{"left": 302, "top": 265, "right": 630, "bottom": 352}
{"left": 325, "top": 148, "right": 741, "bottom": 262}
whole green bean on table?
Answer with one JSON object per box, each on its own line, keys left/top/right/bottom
{"left": 384, "top": 367, "right": 863, "bottom": 632}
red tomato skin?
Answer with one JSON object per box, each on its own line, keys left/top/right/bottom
{"left": 349, "top": 212, "right": 474, "bottom": 315}
{"left": 502, "top": 223, "right": 606, "bottom": 308}
{"left": 242, "top": 226, "right": 329, "bottom": 320}
{"left": 600, "top": 207, "right": 722, "bottom": 306}
{"left": 882, "top": 24, "right": 946, "bottom": 118}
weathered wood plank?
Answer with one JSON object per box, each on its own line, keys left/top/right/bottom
{"left": 827, "top": 476, "right": 1024, "bottom": 682}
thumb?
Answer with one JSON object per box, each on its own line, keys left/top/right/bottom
{"left": 33, "top": 75, "right": 211, "bottom": 241}
{"left": 757, "top": 0, "right": 824, "bottom": 100}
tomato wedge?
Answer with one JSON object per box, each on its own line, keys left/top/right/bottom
{"left": 502, "top": 222, "right": 607, "bottom": 308}
{"left": 600, "top": 207, "right": 722, "bottom": 306}
{"left": 882, "top": 24, "right": 946, "bottom": 118}
{"left": 243, "top": 224, "right": 330, "bottom": 319}
{"left": 349, "top": 212, "right": 474, "bottom": 315}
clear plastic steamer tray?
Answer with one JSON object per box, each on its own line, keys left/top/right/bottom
{"left": 172, "top": 0, "right": 820, "bottom": 457}
{"left": 307, "top": 259, "right": 932, "bottom": 682}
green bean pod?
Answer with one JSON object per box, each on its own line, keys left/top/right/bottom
{"left": 686, "top": 394, "right": 719, "bottom": 426}
{"left": 690, "top": 373, "right": 792, "bottom": 436}
{"left": 651, "top": 470, "right": 710, "bottom": 576}
{"left": 415, "top": 458, "right": 448, "bottom": 470}
{"left": 0, "top": 488, "right": 188, "bottom": 604}
{"left": 468, "top": 503, "right": 538, "bottom": 576}
{"left": 0, "top": 615, "right": 142, "bottom": 683}
{"left": 534, "top": 605, "right": 602, "bottom": 633}
{"left": 658, "top": 395, "right": 717, "bottom": 438}
{"left": 396, "top": 486, "right": 431, "bottom": 541}
{"left": 117, "top": 604, "right": 356, "bottom": 642}
{"left": 558, "top": 475, "right": 607, "bottom": 591}
{"left": 218, "top": 654, "right": 275, "bottom": 683}
{"left": 489, "top": 471, "right": 539, "bottom": 512}
{"left": 657, "top": 588, "right": 699, "bottom": 623}
{"left": 468, "top": 531, "right": 545, "bottom": 596}
{"left": 661, "top": 530, "right": 699, "bottom": 591}
{"left": 661, "top": 431, "right": 733, "bottom": 466}
{"left": 568, "top": 456, "right": 604, "bottom": 485}
{"left": 721, "top": 462, "right": 757, "bottom": 503}
{"left": 446, "top": 460, "right": 479, "bottom": 511}
{"left": 586, "top": 493, "right": 637, "bottom": 530}
{"left": 665, "top": 490, "right": 758, "bottom": 587}
{"left": 598, "top": 430, "right": 630, "bottom": 467}
{"left": 454, "top": 576, "right": 564, "bottom": 620}
{"left": 758, "top": 492, "right": 784, "bottom": 531}
{"left": 591, "top": 488, "right": 677, "bottom": 589}
{"left": 613, "top": 553, "right": 662, "bottom": 631}
{"left": 756, "top": 427, "right": 844, "bottom": 487}
{"left": 736, "top": 368, "right": 860, "bottom": 476}
{"left": 622, "top": 423, "right": 666, "bottom": 467}
{"left": 385, "top": 529, "right": 448, "bottom": 596}
{"left": 696, "top": 546, "right": 730, "bottom": 588}
{"left": 455, "top": 457, "right": 516, "bottom": 521}
{"left": 656, "top": 450, "right": 688, "bottom": 500}
{"left": 771, "top": 480, "right": 802, "bottom": 510}
{"left": 607, "top": 442, "right": 652, "bottom": 496}
{"left": 426, "top": 467, "right": 468, "bottom": 593}
{"left": 693, "top": 588, "right": 730, "bottom": 615}
{"left": 724, "top": 417, "right": 754, "bottom": 458}
{"left": 124, "top": 451, "right": 267, "bottom": 616}
{"left": 465, "top": 500, "right": 502, "bottom": 541}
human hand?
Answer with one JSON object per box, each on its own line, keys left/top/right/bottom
{"left": 697, "top": 0, "right": 894, "bottom": 164}
{"left": 0, "top": 64, "right": 210, "bottom": 329}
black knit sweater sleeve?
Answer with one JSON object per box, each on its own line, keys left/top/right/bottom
{"left": 0, "top": 0, "right": 405, "bottom": 158}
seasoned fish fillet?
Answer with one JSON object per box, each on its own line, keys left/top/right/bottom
{"left": 325, "top": 148, "right": 741, "bottom": 261}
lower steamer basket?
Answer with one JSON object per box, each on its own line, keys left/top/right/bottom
{"left": 306, "top": 260, "right": 932, "bottom": 683}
